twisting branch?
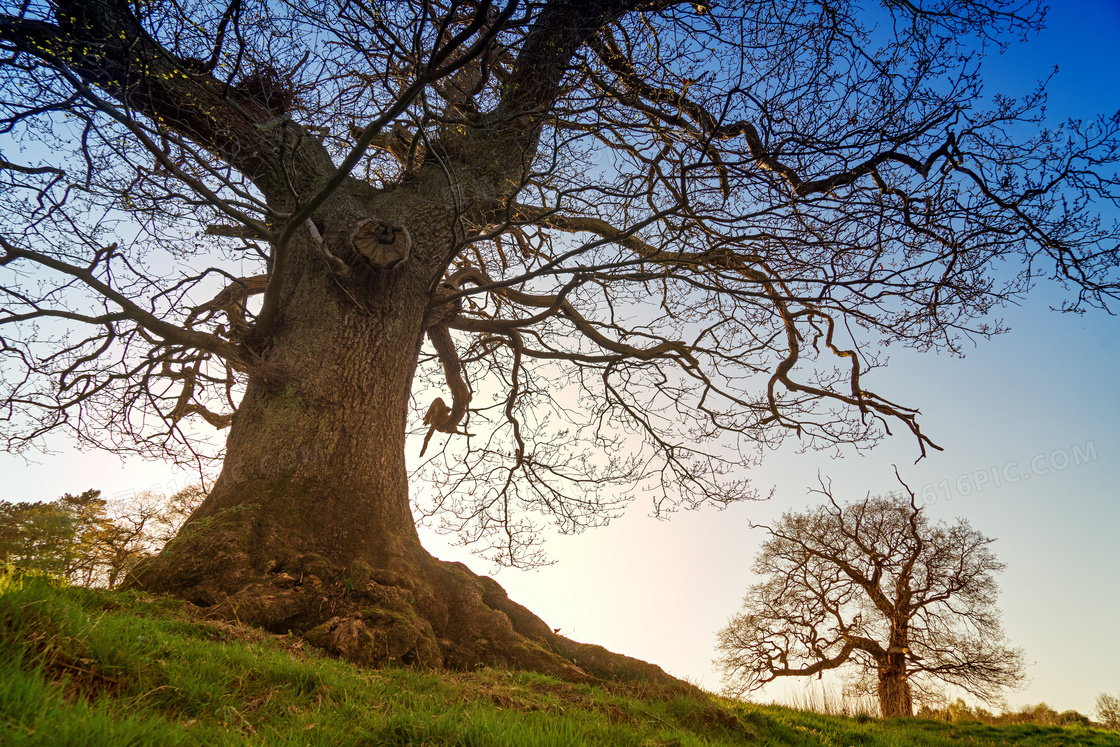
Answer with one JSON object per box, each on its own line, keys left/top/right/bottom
{"left": 445, "top": 265, "right": 698, "bottom": 366}
{"left": 419, "top": 283, "right": 473, "bottom": 456}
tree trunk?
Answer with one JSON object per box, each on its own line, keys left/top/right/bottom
{"left": 877, "top": 657, "right": 913, "bottom": 718}
{"left": 128, "top": 204, "right": 685, "bottom": 690}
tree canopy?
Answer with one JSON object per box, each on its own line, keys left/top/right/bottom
{"left": 3, "top": 0, "right": 1118, "bottom": 563}
{"left": 715, "top": 484, "right": 1025, "bottom": 717}
{"left": 0, "top": 0, "right": 1117, "bottom": 683}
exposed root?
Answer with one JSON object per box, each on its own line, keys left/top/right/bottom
{"left": 129, "top": 512, "right": 692, "bottom": 693}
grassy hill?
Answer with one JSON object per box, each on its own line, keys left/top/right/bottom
{"left": 2, "top": 570, "right": 1117, "bottom": 746}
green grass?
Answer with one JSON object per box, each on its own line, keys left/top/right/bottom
{"left": 2, "top": 570, "right": 1118, "bottom": 746}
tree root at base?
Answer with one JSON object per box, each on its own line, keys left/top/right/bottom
{"left": 130, "top": 538, "right": 693, "bottom": 694}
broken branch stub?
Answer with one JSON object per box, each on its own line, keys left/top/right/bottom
{"left": 350, "top": 219, "right": 412, "bottom": 269}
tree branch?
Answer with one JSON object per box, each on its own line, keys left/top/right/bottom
{"left": 1, "top": 238, "right": 242, "bottom": 362}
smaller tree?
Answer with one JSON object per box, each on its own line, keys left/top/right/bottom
{"left": 716, "top": 481, "right": 1025, "bottom": 717}
{"left": 1097, "top": 692, "right": 1120, "bottom": 730}
{"left": 93, "top": 491, "right": 171, "bottom": 588}
{"left": 147, "top": 484, "right": 208, "bottom": 549}
{"left": 96, "top": 485, "right": 208, "bottom": 587}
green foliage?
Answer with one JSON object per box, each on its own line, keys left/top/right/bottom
{"left": 0, "top": 485, "right": 206, "bottom": 589}
{"left": 2, "top": 570, "right": 1118, "bottom": 746}
{"left": 0, "top": 490, "right": 108, "bottom": 583}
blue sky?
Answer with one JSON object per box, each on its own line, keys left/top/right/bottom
{"left": 3, "top": 0, "right": 1119, "bottom": 716}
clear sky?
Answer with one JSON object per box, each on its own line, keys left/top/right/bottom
{"left": 2, "top": 0, "right": 1119, "bottom": 718}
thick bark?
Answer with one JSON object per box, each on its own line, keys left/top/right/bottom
{"left": 877, "top": 623, "right": 915, "bottom": 717}
{"left": 877, "top": 656, "right": 914, "bottom": 718}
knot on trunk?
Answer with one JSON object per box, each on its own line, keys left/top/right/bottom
{"left": 350, "top": 219, "right": 411, "bottom": 269}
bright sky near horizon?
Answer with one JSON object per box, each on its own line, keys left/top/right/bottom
{"left": 2, "top": 0, "right": 1119, "bottom": 718}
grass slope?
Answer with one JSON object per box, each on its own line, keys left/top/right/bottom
{"left": 2, "top": 570, "right": 1117, "bottom": 747}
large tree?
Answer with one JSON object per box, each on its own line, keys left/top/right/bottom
{"left": 0, "top": 0, "right": 1116, "bottom": 682}
{"left": 715, "top": 484, "right": 1026, "bottom": 717}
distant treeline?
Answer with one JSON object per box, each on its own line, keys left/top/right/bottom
{"left": 0, "top": 486, "right": 204, "bottom": 588}
{"left": 917, "top": 699, "right": 1090, "bottom": 726}
{"left": 779, "top": 686, "right": 1117, "bottom": 730}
